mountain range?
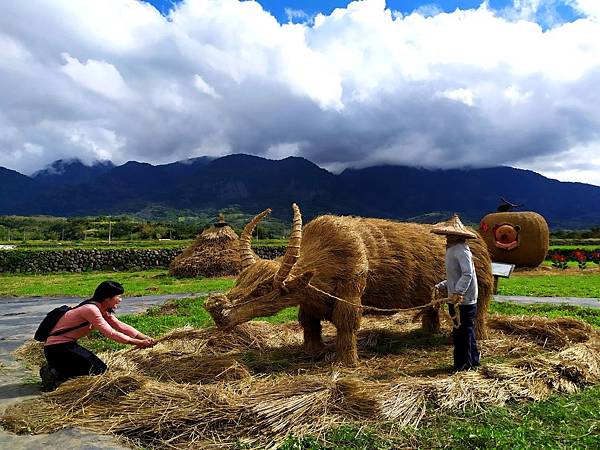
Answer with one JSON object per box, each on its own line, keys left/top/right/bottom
{"left": 1, "top": 154, "right": 599, "bottom": 229}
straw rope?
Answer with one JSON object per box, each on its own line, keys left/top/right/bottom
{"left": 308, "top": 285, "right": 461, "bottom": 328}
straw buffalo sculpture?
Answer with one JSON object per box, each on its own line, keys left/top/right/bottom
{"left": 205, "top": 204, "right": 493, "bottom": 366}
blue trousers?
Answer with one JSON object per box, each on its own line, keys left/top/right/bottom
{"left": 448, "top": 303, "right": 480, "bottom": 371}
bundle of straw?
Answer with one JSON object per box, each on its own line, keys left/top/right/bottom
{"left": 13, "top": 340, "right": 45, "bottom": 367}
{"left": 481, "top": 364, "right": 550, "bottom": 401}
{"left": 516, "top": 357, "right": 578, "bottom": 394}
{"left": 430, "top": 371, "right": 511, "bottom": 411}
{"left": 131, "top": 351, "right": 251, "bottom": 383}
{"left": 555, "top": 340, "right": 600, "bottom": 384}
{"left": 487, "top": 315, "right": 596, "bottom": 350}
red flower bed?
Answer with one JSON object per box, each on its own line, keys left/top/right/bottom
{"left": 546, "top": 248, "right": 600, "bottom": 269}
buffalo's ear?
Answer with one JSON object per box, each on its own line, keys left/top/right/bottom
{"left": 282, "top": 271, "right": 314, "bottom": 292}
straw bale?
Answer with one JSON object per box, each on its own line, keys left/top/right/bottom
{"left": 379, "top": 383, "right": 427, "bottom": 426}
{"left": 169, "top": 224, "right": 241, "bottom": 277}
{"left": 240, "top": 375, "right": 339, "bottom": 439}
{"left": 99, "top": 350, "right": 140, "bottom": 373}
{"left": 550, "top": 339, "right": 600, "bottom": 385}
{"left": 479, "top": 211, "right": 549, "bottom": 267}
{"left": 158, "top": 323, "right": 270, "bottom": 353}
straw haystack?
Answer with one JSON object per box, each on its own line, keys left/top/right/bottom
{"left": 6, "top": 313, "right": 600, "bottom": 449}
{"left": 479, "top": 211, "right": 549, "bottom": 267}
{"left": 169, "top": 214, "right": 241, "bottom": 277}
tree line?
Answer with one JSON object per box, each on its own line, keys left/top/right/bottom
{"left": 0, "top": 212, "right": 289, "bottom": 242}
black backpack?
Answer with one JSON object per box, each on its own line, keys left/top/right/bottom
{"left": 34, "top": 300, "right": 97, "bottom": 342}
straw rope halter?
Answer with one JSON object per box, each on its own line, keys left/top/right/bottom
{"left": 307, "top": 284, "right": 461, "bottom": 329}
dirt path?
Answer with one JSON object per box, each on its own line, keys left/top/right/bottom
{"left": 495, "top": 295, "right": 600, "bottom": 308}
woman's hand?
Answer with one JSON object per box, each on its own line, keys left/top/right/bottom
{"left": 133, "top": 338, "right": 156, "bottom": 349}
{"left": 135, "top": 333, "right": 157, "bottom": 347}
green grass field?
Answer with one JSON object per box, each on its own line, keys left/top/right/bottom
{"left": 0, "top": 238, "right": 286, "bottom": 251}
{"left": 549, "top": 244, "right": 600, "bottom": 251}
{"left": 498, "top": 273, "right": 600, "bottom": 298}
{"left": 1, "top": 239, "right": 192, "bottom": 251}
{"left": 0, "top": 270, "right": 235, "bottom": 297}
{"left": 1, "top": 269, "right": 598, "bottom": 298}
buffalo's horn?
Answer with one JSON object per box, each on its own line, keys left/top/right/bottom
{"left": 273, "top": 203, "right": 302, "bottom": 288}
{"left": 239, "top": 208, "right": 272, "bottom": 270}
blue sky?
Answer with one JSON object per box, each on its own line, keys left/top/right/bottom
{"left": 146, "top": 0, "right": 581, "bottom": 24}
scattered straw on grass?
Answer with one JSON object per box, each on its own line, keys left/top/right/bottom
{"left": 487, "top": 315, "right": 598, "bottom": 350}
{"left": 13, "top": 340, "right": 45, "bottom": 368}
{"left": 5, "top": 314, "right": 600, "bottom": 448}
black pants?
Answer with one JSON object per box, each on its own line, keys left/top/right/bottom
{"left": 448, "top": 303, "right": 480, "bottom": 371}
{"left": 44, "top": 341, "right": 107, "bottom": 380}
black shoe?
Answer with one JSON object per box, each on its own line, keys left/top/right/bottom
{"left": 39, "top": 364, "right": 60, "bottom": 392}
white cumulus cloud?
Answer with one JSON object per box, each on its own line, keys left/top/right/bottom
{"left": 0, "top": 0, "right": 598, "bottom": 186}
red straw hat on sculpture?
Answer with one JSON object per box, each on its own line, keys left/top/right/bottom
{"left": 431, "top": 214, "right": 477, "bottom": 239}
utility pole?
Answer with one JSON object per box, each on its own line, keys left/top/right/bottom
{"left": 61, "top": 228, "right": 65, "bottom": 241}
{"left": 108, "top": 216, "right": 112, "bottom": 244}
{"left": 7, "top": 229, "right": 10, "bottom": 242}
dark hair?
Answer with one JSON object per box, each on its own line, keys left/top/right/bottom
{"left": 91, "top": 280, "right": 124, "bottom": 302}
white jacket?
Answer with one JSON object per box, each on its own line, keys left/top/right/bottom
{"left": 436, "top": 242, "right": 478, "bottom": 306}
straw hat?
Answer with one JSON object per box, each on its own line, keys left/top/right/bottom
{"left": 430, "top": 214, "right": 477, "bottom": 239}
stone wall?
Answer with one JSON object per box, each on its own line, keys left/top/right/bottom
{"left": 0, "top": 246, "right": 287, "bottom": 273}
{"left": 252, "top": 246, "right": 286, "bottom": 260}
{"left": 0, "top": 249, "right": 182, "bottom": 273}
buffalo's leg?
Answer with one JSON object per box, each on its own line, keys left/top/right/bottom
{"left": 332, "top": 283, "right": 364, "bottom": 366}
{"left": 421, "top": 305, "right": 441, "bottom": 334}
{"left": 299, "top": 306, "right": 325, "bottom": 354}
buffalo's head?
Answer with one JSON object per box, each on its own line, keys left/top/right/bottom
{"left": 205, "top": 204, "right": 313, "bottom": 328}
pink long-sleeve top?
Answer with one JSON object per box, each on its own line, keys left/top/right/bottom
{"left": 44, "top": 303, "right": 140, "bottom": 346}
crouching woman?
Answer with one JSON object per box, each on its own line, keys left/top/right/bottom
{"left": 41, "top": 280, "right": 155, "bottom": 390}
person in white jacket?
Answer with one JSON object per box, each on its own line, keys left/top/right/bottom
{"left": 431, "top": 214, "right": 480, "bottom": 372}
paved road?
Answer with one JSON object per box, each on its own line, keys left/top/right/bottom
{"left": 495, "top": 295, "right": 600, "bottom": 308}
{"left": 0, "top": 293, "right": 597, "bottom": 448}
